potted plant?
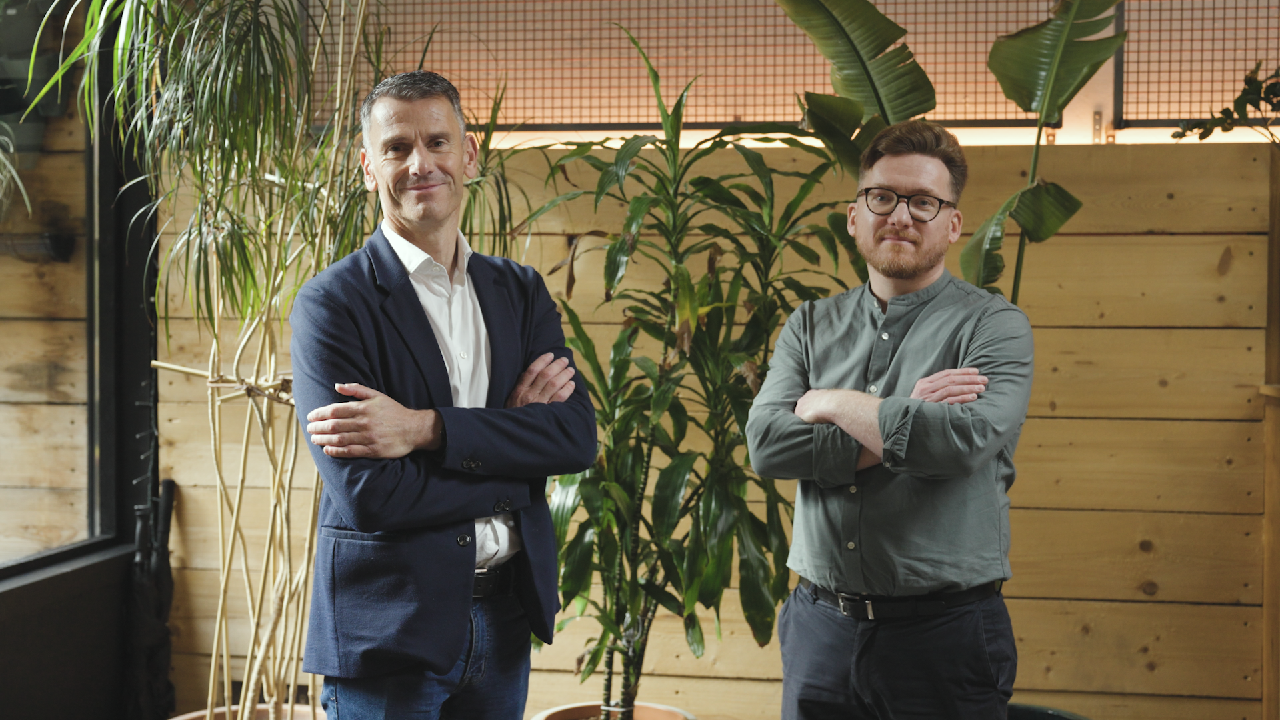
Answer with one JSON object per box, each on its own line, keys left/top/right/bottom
{"left": 539, "top": 29, "right": 864, "bottom": 720}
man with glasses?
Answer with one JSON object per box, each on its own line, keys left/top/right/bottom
{"left": 746, "top": 120, "right": 1034, "bottom": 719}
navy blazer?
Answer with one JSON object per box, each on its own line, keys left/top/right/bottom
{"left": 290, "top": 229, "right": 596, "bottom": 678}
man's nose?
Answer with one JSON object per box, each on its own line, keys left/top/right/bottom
{"left": 886, "top": 198, "right": 915, "bottom": 225}
{"left": 408, "top": 145, "right": 436, "bottom": 176}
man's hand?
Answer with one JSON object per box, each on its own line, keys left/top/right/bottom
{"left": 794, "top": 388, "right": 839, "bottom": 425}
{"left": 306, "top": 383, "right": 442, "bottom": 458}
{"left": 506, "top": 353, "right": 575, "bottom": 408}
{"left": 910, "top": 368, "right": 988, "bottom": 404}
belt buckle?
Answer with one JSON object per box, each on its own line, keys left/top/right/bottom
{"left": 836, "top": 593, "right": 874, "bottom": 620}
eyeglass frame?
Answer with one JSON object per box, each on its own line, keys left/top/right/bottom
{"left": 856, "top": 187, "right": 958, "bottom": 223}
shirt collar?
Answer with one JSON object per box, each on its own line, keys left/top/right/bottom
{"left": 863, "top": 268, "right": 955, "bottom": 310}
{"left": 381, "top": 220, "right": 473, "bottom": 282}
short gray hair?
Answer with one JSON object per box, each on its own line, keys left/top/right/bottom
{"left": 360, "top": 71, "right": 466, "bottom": 143}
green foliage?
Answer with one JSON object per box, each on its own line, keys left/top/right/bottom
{"left": 0, "top": 119, "right": 29, "bottom": 224}
{"left": 548, "top": 29, "right": 846, "bottom": 718}
{"left": 1173, "top": 62, "right": 1280, "bottom": 144}
{"left": 775, "top": 0, "right": 934, "bottom": 126}
{"left": 988, "top": 0, "right": 1127, "bottom": 125}
{"left": 964, "top": 0, "right": 1124, "bottom": 300}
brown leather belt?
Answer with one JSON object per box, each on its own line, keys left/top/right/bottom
{"left": 473, "top": 562, "right": 515, "bottom": 598}
{"left": 798, "top": 577, "right": 1001, "bottom": 620}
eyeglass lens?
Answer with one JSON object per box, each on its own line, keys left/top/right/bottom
{"left": 863, "top": 189, "right": 946, "bottom": 222}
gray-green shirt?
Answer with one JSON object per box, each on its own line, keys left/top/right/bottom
{"left": 745, "top": 270, "right": 1034, "bottom": 596}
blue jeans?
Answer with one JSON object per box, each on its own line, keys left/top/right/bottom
{"left": 779, "top": 584, "right": 1017, "bottom": 720}
{"left": 320, "top": 594, "right": 532, "bottom": 720}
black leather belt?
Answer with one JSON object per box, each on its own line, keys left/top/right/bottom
{"left": 799, "top": 577, "right": 1001, "bottom": 620}
{"left": 473, "top": 563, "right": 515, "bottom": 598}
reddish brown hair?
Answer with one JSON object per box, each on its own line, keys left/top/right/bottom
{"left": 859, "top": 120, "right": 968, "bottom": 202}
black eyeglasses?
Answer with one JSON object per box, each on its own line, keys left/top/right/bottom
{"left": 858, "top": 187, "right": 957, "bottom": 222}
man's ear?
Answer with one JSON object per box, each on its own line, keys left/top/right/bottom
{"left": 463, "top": 134, "right": 480, "bottom": 180}
{"left": 846, "top": 201, "right": 857, "bottom": 237}
{"left": 360, "top": 146, "right": 377, "bottom": 192}
{"left": 947, "top": 207, "right": 963, "bottom": 245}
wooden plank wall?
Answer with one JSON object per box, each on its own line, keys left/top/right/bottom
{"left": 0, "top": 100, "right": 89, "bottom": 564}
{"left": 160, "top": 142, "right": 1275, "bottom": 720}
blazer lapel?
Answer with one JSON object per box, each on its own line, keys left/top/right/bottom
{"left": 469, "top": 256, "right": 520, "bottom": 409}
{"left": 364, "top": 230, "right": 454, "bottom": 408}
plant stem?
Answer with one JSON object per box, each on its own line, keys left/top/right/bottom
{"left": 1011, "top": 122, "right": 1046, "bottom": 305}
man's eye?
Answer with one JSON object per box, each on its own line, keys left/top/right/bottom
{"left": 870, "top": 191, "right": 893, "bottom": 203}
{"left": 913, "top": 197, "right": 939, "bottom": 210}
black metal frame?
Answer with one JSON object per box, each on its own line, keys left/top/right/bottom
{"left": 0, "top": 49, "right": 157, "bottom": 584}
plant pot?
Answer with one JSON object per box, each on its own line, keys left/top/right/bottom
{"left": 531, "top": 701, "right": 695, "bottom": 720}
{"left": 171, "top": 705, "right": 326, "bottom": 720}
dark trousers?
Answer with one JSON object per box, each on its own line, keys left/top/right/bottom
{"left": 779, "top": 583, "right": 1017, "bottom": 720}
{"left": 320, "top": 594, "right": 532, "bottom": 720}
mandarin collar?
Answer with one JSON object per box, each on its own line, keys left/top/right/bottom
{"left": 863, "top": 269, "right": 955, "bottom": 311}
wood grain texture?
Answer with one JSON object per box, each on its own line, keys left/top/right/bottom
{"left": 1008, "top": 690, "right": 1260, "bottom": 720}
{"left": 0, "top": 151, "right": 87, "bottom": 236}
{"left": 1011, "top": 418, "right": 1263, "bottom": 513}
{"left": 0, "top": 319, "right": 87, "bottom": 403}
{"left": 159, "top": 401, "right": 314, "bottom": 490}
{"left": 1030, "top": 328, "right": 1265, "bottom": 421}
{"left": 0, "top": 241, "right": 87, "bottom": 319}
{"left": 0, "top": 486, "right": 87, "bottom": 563}
{"left": 1006, "top": 509, "right": 1262, "bottom": 604}
{"left": 0, "top": 403, "right": 86, "bottom": 489}
{"left": 1009, "top": 598, "right": 1262, "bottom": 699}
{"left": 168, "top": 483, "right": 318, "bottom": 574}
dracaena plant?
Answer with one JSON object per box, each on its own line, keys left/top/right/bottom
{"left": 546, "top": 28, "right": 844, "bottom": 720}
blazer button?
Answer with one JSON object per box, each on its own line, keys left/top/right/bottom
{"left": 457, "top": 534, "right": 472, "bottom": 547}
{"left": 462, "top": 459, "right": 480, "bottom": 471}
{"left": 494, "top": 501, "right": 508, "bottom": 513}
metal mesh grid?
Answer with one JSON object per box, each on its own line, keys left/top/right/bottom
{"left": 1122, "top": 0, "right": 1280, "bottom": 124}
{"left": 313, "top": 0, "right": 1047, "bottom": 128}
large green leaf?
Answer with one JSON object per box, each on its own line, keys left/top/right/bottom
{"left": 651, "top": 452, "right": 699, "bottom": 545}
{"left": 960, "top": 191, "right": 1019, "bottom": 293}
{"left": 988, "top": 0, "right": 1127, "bottom": 125}
{"left": 1010, "top": 181, "right": 1082, "bottom": 243}
{"left": 776, "top": 0, "right": 935, "bottom": 124}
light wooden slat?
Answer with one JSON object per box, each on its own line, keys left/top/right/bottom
{"left": 1031, "top": 328, "right": 1265, "bottom": 421}
{"left": 0, "top": 319, "right": 86, "bottom": 403}
{"left": 1011, "top": 418, "right": 1263, "bottom": 514}
{"left": 526, "top": 671, "right": 782, "bottom": 720}
{"left": 169, "top": 484, "right": 318, "bottom": 573}
{"left": 156, "top": 317, "right": 294, "bottom": 404}
{"left": 1009, "top": 690, "right": 1260, "bottom": 720}
{"left": 0, "top": 486, "right": 87, "bottom": 563}
{"left": 169, "top": 652, "right": 314, "bottom": 716}
{"left": 0, "top": 403, "right": 87, "bottom": 489}
{"left": 159, "top": 402, "right": 314, "bottom": 490}
{"left": 0, "top": 242, "right": 87, "bottom": 319}
{"left": 941, "top": 235, "right": 1269, "bottom": 329}
{"left": 1009, "top": 599, "right": 1262, "bottom": 699}
{"left": 0, "top": 151, "right": 88, "bottom": 236}
{"left": 1006, "top": 510, "right": 1262, "bottom": 605}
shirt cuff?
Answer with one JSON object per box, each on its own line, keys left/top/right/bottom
{"left": 878, "top": 396, "right": 922, "bottom": 472}
{"left": 811, "top": 422, "right": 862, "bottom": 488}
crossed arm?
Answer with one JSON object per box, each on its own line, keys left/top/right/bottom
{"left": 746, "top": 303, "right": 1032, "bottom": 484}
{"left": 305, "top": 352, "right": 577, "bottom": 458}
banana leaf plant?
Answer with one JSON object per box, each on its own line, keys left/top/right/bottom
{"left": 1172, "top": 62, "right": 1280, "bottom": 145}
{"left": 545, "top": 28, "right": 839, "bottom": 720}
{"left": 962, "top": 0, "right": 1126, "bottom": 301}
{"left": 774, "top": 0, "right": 934, "bottom": 173}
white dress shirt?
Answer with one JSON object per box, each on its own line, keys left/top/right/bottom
{"left": 382, "top": 221, "right": 521, "bottom": 568}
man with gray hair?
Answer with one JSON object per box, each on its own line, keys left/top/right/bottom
{"left": 290, "top": 70, "right": 596, "bottom": 719}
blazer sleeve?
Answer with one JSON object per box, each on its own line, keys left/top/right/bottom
{"left": 290, "top": 280, "right": 535, "bottom": 534}
{"left": 435, "top": 269, "right": 598, "bottom": 477}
